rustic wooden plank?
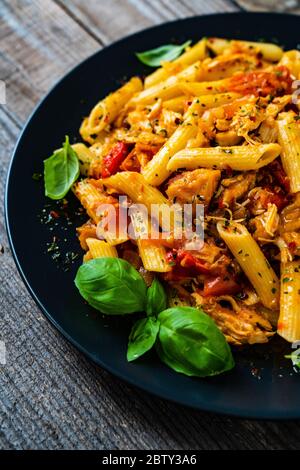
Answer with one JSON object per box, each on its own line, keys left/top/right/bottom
{"left": 56, "top": 0, "right": 238, "bottom": 44}
{"left": 0, "top": 0, "right": 101, "bottom": 125}
{"left": 0, "top": 0, "right": 237, "bottom": 126}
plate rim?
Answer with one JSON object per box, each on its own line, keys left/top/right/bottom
{"left": 5, "top": 11, "right": 300, "bottom": 420}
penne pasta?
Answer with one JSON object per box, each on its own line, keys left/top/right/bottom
{"left": 278, "top": 50, "right": 300, "bottom": 78}
{"left": 130, "top": 212, "right": 171, "bottom": 272}
{"left": 277, "top": 261, "right": 300, "bottom": 342}
{"left": 167, "top": 143, "right": 281, "bottom": 172}
{"left": 80, "top": 76, "right": 143, "bottom": 142}
{"left": 102, "top": 171, "right": 173, "bottom": 231}
{"left": 277, "top": 112, "right": 300, "bottom": 193}
{"left": 83, "top": 250, "right": 93, "bottom": 263}
{"left": 217, "top": 221, "right": 280, "bottom": 310}
{"left": 137, "top": 240, "right": 171, "bottom": 272}
{"left": 145, "top": 38, "right": 207, "bottom": 88}
{"left": 142, "top": 98, "right": 200, "bottom": 185}
{"left": 130, "top": 61, "right": 201, "bottom": 106}
{"left": 73, "top": 180, "right": 128, "bottom": 244}
{"left": 258, "top": 118, "right": 278, "bottom": 143}
{"left": 207, "top": 37, "right": 283, "bottom": 62}
{"left": 73, "top": 180, "right": 108, "bottom": 223}
{"left": 179, "top": 78, "right": 230, "bottom": 96}
{"left": 162, "top": 96, "right": 187, "bottom": 113}
{"left": 193, "top": 92, "right": 242, "bottom": 110}
{"left": 96, "top": 226, "right": 128, "bottom": 246}
{"left": 102, "top": 171, "right": 169, "bottom": 209}
{"left": 72, "top": 143, "right": 96, "bottom": 176}
{"left": 86, "top": 238, "right": 118, "bottom": 258}
{"left": 163, "top": 92, "right": 242, "bottom": 114}
{"left": 198, "top": 53, "right": 266, "bottom": 82}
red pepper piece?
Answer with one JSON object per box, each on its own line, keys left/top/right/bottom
{"left": 101, "top": 142, "right": 130, "bottom": 178}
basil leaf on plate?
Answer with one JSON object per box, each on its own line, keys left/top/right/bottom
{"left": 146, "top": 278, "right": 167, "bottom": 316}
{"left": 157, "top": 307, "right": 234, "bottom": 377}
{"left": 285, "top": 352, "right": 300, "bottom": 369}
{"left": 44, "top": 135, "right": 79, "bottom": 200}
{"left": 75, "top": 258, "right": 147, "bottom": 315}
{"left": 136, "top": 40, "right": 191, "bottom": 67}
{"left": 127, "top": 316, "right": 160, "bottom": 362}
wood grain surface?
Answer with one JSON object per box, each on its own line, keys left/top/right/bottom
{"left": 1, "top": 0, "right": 300, "bottom": 450}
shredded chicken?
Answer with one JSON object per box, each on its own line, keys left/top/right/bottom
{"left": 279, "top": 194, "right": 300, "bottom": 259}
{"left": 192, "top": 293, "right": 274, "bottom": 345}
{"left": 250, "top": 203, "right": 279, "bottom": 240}
{"left": 166, "top": 169, "right": 221, "bottom": 207}
{"left": 220, "top": 172, "right": 256, "bottom": 207}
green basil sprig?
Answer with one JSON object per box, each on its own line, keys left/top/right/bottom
{"left": 74, "top": 258, "right": 234, "bottom": 377}
{"left": 157, "top": 307, "right": 235, "bottom": 377}
{"left": 127, "top": 316, "right": 160, "bottom": 362}
{"left": 146, "top": 278, "right": 167, "bottom": 316}
{"left": 136, "top": 40, "right": 191, "bottom": 67}
{"left": 285, "top": 351, "right": 300, "bottom": 370}
{"left": 44, "top": 135, "right": 79, "bottom": 200}
{"left": 75, "top": 258, "right": 147, "bottom": 314}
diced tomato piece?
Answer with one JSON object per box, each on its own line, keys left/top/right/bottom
{"left": 218, "top": 197, "right": 226, "bottom": 209}
{"left": 203, "top": 275, "right": 240, "bottom": 297}
{"left": 101, "top": 142, "right": 130, "bottom": 178}
{"left": 268, "top": 160, "right": 290, "bottom": 193}
{"left": 263, "top": 186, "right": 289, "bottom": 211}
{"left": 228, "top": 66, "right": 292, "bottom": 97}
{"left": 176, "top": 249, "right": 212, "bottom": 274}
{"left": 165, "top": 249, "right": 212, "bottom": 281}
{"left": 288, "top": 241, "right": 297, "bottom": 254}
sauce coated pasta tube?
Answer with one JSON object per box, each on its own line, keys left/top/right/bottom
{"left": 277, "top": 112, "right": 300, "bottom": 193}
{"left": 142, "top": 98, "right": 200, "bottom": 186}
{"left": 73, "top": 180, "right": 128, "bottom": 245}
{"left": 130, "top": 213, "right": 171, "bottom": 272}
{"left": 217, "top": 221, "right": 280, "bottom": 310}
{"left": 80, "top": 76, "right": 143, "bottom": 142}
{"left": 167, "top": 143, "right": 281, "bottom": 172}
{"left": 145, "top": 38, "right": 207, "bottom": 88}
{"left": 71, "top": 143, "right": 96, "bottom": 176}
{"left": 130, "top": 61, "right": 201, "bottom": 106}
{"left": 102, "top": 171, "right": 173, "bottom": 232}
{"left": 278, "top": 261, "right": 300, "bottom": 343}
{"left": 207, "top": 38, "right": 283, "bottom": 62}
{"left": 86, "top": 238, "right": 118, "bottom": 259}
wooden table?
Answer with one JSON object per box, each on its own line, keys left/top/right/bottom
{"left": 1, "top": 0, "right": 300, "bottom": 450}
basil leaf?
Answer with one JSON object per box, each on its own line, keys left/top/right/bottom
{"left": 136, "top": 40, "right": 191, "bottom": 67}
{"left": 44, "top": 135, "right": 80, "bottom": 200}
{"left": 285, "top": 352, "right": 300, "bottom": 369}
{"left": 75, "top": 258, "right": 147, "bottom": 315}
{"left": 146, "top": 278, "right": 167, "bottom": 316}
{"left": 157, "top": 307, "right": 234, "bottom": 377}
{"left": 127, "top": 316, "right": 160, "bottom": 362}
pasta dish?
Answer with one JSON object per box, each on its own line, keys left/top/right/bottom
{"left": 43, "top": 37, "right": 300, "bottom": 377}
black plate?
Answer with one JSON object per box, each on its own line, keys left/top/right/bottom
{"left": 6, "top": 12, "right": 300, "bottom": 419}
